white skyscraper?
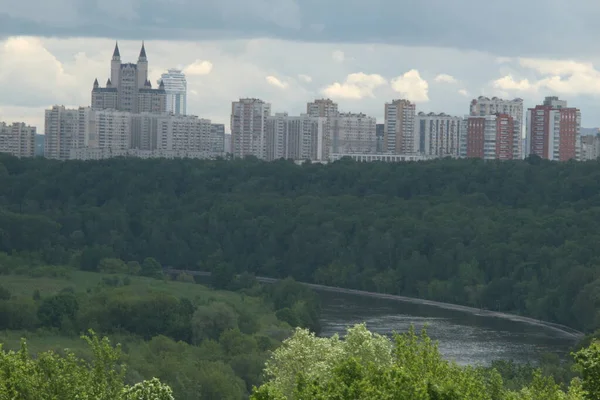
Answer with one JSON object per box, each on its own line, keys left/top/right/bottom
{"left": 159, "top": 69, "right": 187, "bottom": 115}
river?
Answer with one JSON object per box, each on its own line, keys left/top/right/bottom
{"left": 317, "top": 290, "right": 579, "bottom": 366}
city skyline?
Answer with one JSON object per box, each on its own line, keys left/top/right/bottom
{"left": 3, "top": 36, "right": 600, "bottom": 134}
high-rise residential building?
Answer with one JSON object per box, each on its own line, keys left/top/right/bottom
{"left": 0, "top": 122, "right": 36, "bottom": 158}
{"left": 464, "top": 114, "right": 518, "bottom": 160}
{"left": 470, "top": 96, "right": 524, "bottom": 159}
{"left": 44, "top": 106, "right": 92, "bottom": 160}
{"left": 580, "top": 134, "right": 600, "bottom": 161}
{"left": 159, "top": 69, "right": 187, "bottom": 115}
{"left": 384, "top": 99, "right": 416, "bottom": 154}
{"left": 266, "top": 113, "right": 326, "bottom": 161}
{"left": 231, "top": 98, "right": 271, "bottom": 159}
{"left": 415, "top": 112, "right": 463, "bottom": 158}
{"left": 307, "top": 99, "right": 338, "bottom": 117}
{"left": 376, "top": 124, "right": 384, "bottom": 153}
{"left": 210, "top": 123, "right": 225, "bottom": 157}
{"left": 92, "top": 42, "right": 166, "bottom": 114}
{"left": 331, "top": 112, "right": 377, "bottom": 155}
{"left": 525, "top": 96, "right": 581, "bottom": 161}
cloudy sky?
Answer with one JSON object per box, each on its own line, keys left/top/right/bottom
{"left": 2, "top": 0, "right": 600, "bottom": 132}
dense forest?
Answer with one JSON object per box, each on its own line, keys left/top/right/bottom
{"left": 1, "top": 154, "right": 600, "bottom": 333}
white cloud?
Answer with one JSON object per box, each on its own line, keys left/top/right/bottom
{"left": 183, "top": 60, "right": 213, "bottom": 75}
{"left": 492, "top": 75, "right": 534, "bottom": 91}
{"left": 390, "top": 69, "right": 429, "bottom": 102}
{"left": 265, "top": 75, "right": 289, "bottom": 89}
{"left": 332, "top": 50, "right": 345, "bottom": 63}
{"left": 492, "top": 58, "right": 600, "bottom": 96}
{"left": 321, "top": 72, "right": 386, "bottom": 99}
{"left": 458, "top": 89, "right": 469, "bottom": 97}
{"left": 298, "top": 74, "right": 312, "bottom": 83}
{"left": 434, "top": 73, "right": 457, "bottom": 83}
{"left": 495, "top": 56, "right": 512, "bottom": 64}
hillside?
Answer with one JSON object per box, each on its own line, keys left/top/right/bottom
{"left": 1, "top": 154, "right": 599, "bottom": 333}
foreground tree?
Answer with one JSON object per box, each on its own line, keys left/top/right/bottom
{"left": 0, "top": 330, "right": 173, "bottom": 399}
{"left": 251, "top": 324, "right": 591, "bottom": 400}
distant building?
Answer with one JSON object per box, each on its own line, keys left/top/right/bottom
{"left": 0, "top": 122, "right": 36, "bottom": 158}
{"left": 210, "top": 123, "right": 225, "bottom": 157}
{"left": 307, "top": 99, "right": 338, "bottom": 118}
{"left": 581, "top": 134, "right": 600, "bottom": 161}
{"left": 230, "top": 98, "right": 271, "bottom": 160}
{"left": 44, "top": 106, "right": 91, "bottom": 160}
{"left": 415, "top": 112, "right": 463, "bottom": 158}
{"left": 159, "top": 69, "right": 187, "bottom": 115}
{"left": 525, "top": 96, "right": 581, "bottom": 161}
{"left": 464, "top": 114, "right": 518, "bottom": 160}
{"left": 384, "top": 99, "right": 416, "bottom": 154}
{"left": 331, "top": 112, "right": 377, "bottom": 155}
{"left": 470, "top": 96, "right": 523, "bottom": 159}
{"left": 376, "top": 123, "right": 384, "bottom": 153}
{"left": 45, "top": 105, "right": 223, "bottom": 161}
{"left": 92, "top": 42, "right": 166, "bottom": 114}
{"left": 266, "top": 113, "right": 326, "bottom": 161}
{"left": 330, "top": 153, "right": 434, "bottom": 163}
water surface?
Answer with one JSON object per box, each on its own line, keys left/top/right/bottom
{"left": 318, "top": 291, "right": 578, "bottom": 366}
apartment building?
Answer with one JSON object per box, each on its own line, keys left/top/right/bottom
{"left": 464, "top": 114, "right": 518, "bottom": 160}
{"left": 525, "top": 96, "right": 581, "bottom": 161}
{"left": 470, "top": 96, "right": 523, "bottom": 159}
{"left": 231, "top": 98, "right": 271, "bottom": 160}
{"left": 415, "top": 112, "right": 463, "bottom": 158}
{"left": 384, "top": 99, "right": 416, "bottom": 154}
{"left": 0, "top": 122, "right": 36, "bottom": 158}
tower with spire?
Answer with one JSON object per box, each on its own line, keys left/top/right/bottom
{"left": 92, "top": 41, "right": 166, "bottom": 114}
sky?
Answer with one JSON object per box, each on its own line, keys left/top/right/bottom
{"left": 2, "top": 0, "right": 600, "bottom": 132}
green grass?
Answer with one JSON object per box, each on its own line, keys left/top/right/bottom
{"left": 0, "top": 269, "right": 284, "bottom": 355}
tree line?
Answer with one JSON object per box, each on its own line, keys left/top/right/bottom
{"left": 1, "top": 154, "right": 599, "bottom": 332}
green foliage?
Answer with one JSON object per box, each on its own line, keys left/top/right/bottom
{"left": 0, "top": 267, "right": 302, "bottom": 399}
{"left": 252, "top": 324, "right": 591, "bottom": 400}
{"left": 141, "top": 257, "right": 163, "bottom": 279}
{"left": 0, "top": 330, "right": 172, "bottom": 399}
{"left": 573, "top": 340, "right": 600, "bottom": 399}
{"left": 0, "top": 156, "right": 599, "bottom": 332}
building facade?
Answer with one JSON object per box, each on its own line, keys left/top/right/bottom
{"left": 470, "top": 96, "right": 523, "bottom": 159}
{"left": 46, "top": 106, "right": 223, "bottom": 161}
{"left": 307, "top": 99, "right": 339, "bottom": 117}
{"left": 384, "top": 99, "right": 416, "bottom": 154}
{"left": 525, "top": 96, "right": 581, "bottom": 161}
{"left": 92, "top": 42, "right": 166, "bottom": 114}
{"left": 44, "top": 106, "right": 91, "bottom": 160}
{"left": 581, "top": 134, "right": 600, "bottom": 161}
{"left": 160, "top": 69, "right": 187, "bottom": 115}
{"left": 0, "top": 122, "right": 36, "bottom": 158}
{"left": 266, "top": 113, "right": 325, "bottom": 161}
{"left": 331, "top": 113, "right": 377, "bottom": 155}
{"left": 415, "top": 112, "right": 463, "bottom": 157}
{"left": 231, "top": 98, "right": 271, "bottom": 160}
{"left": 464, "top": 114, "right": 518, "bottom": 160}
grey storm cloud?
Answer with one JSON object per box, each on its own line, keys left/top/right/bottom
{"left": 0, "top": 0, "right": 598, "bottom": 57}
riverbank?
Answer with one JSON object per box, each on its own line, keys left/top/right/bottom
{"left": 165, "top": 269, "right": 584, "bottom": 340}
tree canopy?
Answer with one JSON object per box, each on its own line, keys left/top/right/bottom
{"left": 1, "top": 154, "right": 599, "bottom": 333}
{"left": 251, "top": 324, "right": 592, "bottom": 400}
{"left": 0, "top": 330, "right": 173, "bottom": 399}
